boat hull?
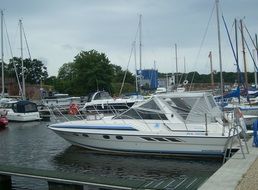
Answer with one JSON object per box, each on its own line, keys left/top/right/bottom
{"left": 52, "top": 130, "right": 233, "bottom": 157}
{"left": 7, "top": 112, "right": 41, "bottom": 122}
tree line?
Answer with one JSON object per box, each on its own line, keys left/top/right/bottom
{"left": 2, "top": 49, "right": 257, "bottom": 96}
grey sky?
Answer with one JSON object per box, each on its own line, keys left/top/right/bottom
{"left": 1, "top": 0, "right": 258, "bottom": 76}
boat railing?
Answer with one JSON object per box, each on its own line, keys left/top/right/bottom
{"left": 222, "top": 123, "right": 249, "bottom": 164}
{"left": 42, "top": 104, "right": 87, "bottom": 123}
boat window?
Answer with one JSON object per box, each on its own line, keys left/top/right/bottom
{"left": 166, "top": 137, "right": 181, "bottom": 142}
{"left": 82, "top": 134, "right": 89, "bottom": 137}
{"left": 103, "top": 135, "right": 110, "bottom": 139}
{"left": 100, "top": 92, "right": 112, "bottom": 100}
{"left": 154, "top": 138, "right": 167, "bottom": 141}
{"left": 139, "top": 99, "right": 160, "bottom": 110}
{"left": 115, "top": 109, "right": 167, "bottom": 120}
{"left": 164, "top": 97, "right": 194, "bottom": 120}
{"left": 94, "top": 93, "right": 101, "bottom": 100}
{"left": 24, "top": 103, "right": 38, "bottom": 113}
{"left": 116, "top": 136, "right": 123, "bottom": 140}
{"left": 207, "top": 95, "right": 217, "bottom": 108}
{"left": 73, "top": 133, "right": 79, "bottom": 136}
{"left": 87, "top": 93, "right": 94, "bottom": 102}
{"left": 141, "top": 137, "right": 156, "bottom": 141}
{"left": 12, "top": 103, "right": 18, "bottom": 113}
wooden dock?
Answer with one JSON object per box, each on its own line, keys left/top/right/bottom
{"left": 0, "top": 164, "right": 209, "bottom": 189}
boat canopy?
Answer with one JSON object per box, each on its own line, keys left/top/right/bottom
{"left": 4, "top": 100, "right": 38, "bottom": 113}
{"left": 114, "top": 92, "right": 221, "bottom": 124}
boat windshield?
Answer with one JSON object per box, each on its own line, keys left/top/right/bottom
{"left": 114, "top": 99, "right": 167, "bottom": 120}
{"left": 93, "top": 91, "right": 112, "bottom": 101}
{"left": 162, "top": 97, "right": 195, "bottom": 120}
{"left": 115, "top": 109, "right": 167, "bottom": 120}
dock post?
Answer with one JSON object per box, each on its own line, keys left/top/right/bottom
{"left": 0, "top": 175, "right": 11, "bottom": 190}
{"left": 48, "top": 181, "right": 83, "bottom": 190}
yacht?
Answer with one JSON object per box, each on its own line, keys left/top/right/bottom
{"left": 49, "top": 92, "right": 241, "bottom": 157}
{"left": 2, "top": 100, "right": 41, "bottom": 122}
{"left": 83, "top": 91, "right": 144, "bottom": 113}
{"left": 41, "top": 93, "right": 82, "bottom": 108}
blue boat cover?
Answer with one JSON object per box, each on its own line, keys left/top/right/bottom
{"left": 253, "top": 120, "right": 258, "bottom": 147}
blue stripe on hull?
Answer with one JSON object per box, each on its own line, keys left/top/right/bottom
{"left": 51, "top": 125, "right": 138, "bottom": 131}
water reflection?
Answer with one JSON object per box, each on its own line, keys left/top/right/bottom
{"left": 53, "top": 146, "right": 221, "bottom": 181}
{"left": 0, "top": 122, "right": 222, "bottom": 189}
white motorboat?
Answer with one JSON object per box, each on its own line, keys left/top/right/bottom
{"left": 83, "top": 91, "right": 144, "bottom": 113}
{"left": 41, "top": 93, "right": 82, "bottom": 108}
{"left": 2, "top": 100, "right": 41, "bottom": 122}
{"left": 49, "top": 92, "right": 241, "bottom": 157}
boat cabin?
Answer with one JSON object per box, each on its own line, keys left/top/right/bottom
{"left": 3, "top": 100, "right": 38, "bottom": 113}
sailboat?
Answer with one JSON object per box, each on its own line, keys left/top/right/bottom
{"left": 1, "top": 18, "right": 40, "bottom": 122}
{"left": 0, "top": 10, "right": 9, "bottom": 127}
{"left": 218, "top": 16, "right": 258, "bottom": 125}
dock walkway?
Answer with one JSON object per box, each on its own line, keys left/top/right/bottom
{"left": 0, "top": 164, "right": 208, "bottom": 190}
{"left": 199, "top": 137, "right": 258, "bottom": 190}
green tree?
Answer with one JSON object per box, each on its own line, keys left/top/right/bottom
{"left": 57, "top": 50, "right": 114, "bottom": 96}
{"left": 7, "top": 57, "right": 48, "bottom": 84}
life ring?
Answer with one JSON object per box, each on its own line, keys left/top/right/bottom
{"left": 183, "top": 80, "right": 189, "bottom": 86}
{"left": 69, "top": 103, "right": 79, "bottom": 115}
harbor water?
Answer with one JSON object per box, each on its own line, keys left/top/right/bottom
{"left": 0, "top": 120, "right": 222, "bottom": 190}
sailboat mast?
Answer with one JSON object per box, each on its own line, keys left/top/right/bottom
{"left": 215, "top": 0, "right": 223, "bottom": 100}
{"left": 175, "top": 43, "right": 178, "bottom": 85}
{"left": 0, "top": 10, "right": 4, "bottom": 97}
{"left": 133, "top": 41, "right": 138, "bottom": 92}
{"left": 240, "top": 19, "right": 248, "bottom": 88}
{"left": 209, "top": 51, "right": 214, "bottom": 90}
{"left": 19, "top": 19, "right": 25, "bottom": 100}
{"left": 139, "top": 14, "right": 142, "bottom": 90}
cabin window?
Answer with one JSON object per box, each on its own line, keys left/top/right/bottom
{"left": 12, "top": 104, "right": 18, "bottom": 113}
{"left": 24, "top": 103, "right": 38, "bottom": 112}
{"left": 165, "top": 97, "right": 193, "bottom": 120}
{"left": 82, "top": 134, "right": 89, "bottom": 137}
{"left": 116, "top": 136, "right": 123, "bottom": 140}
{"left": 141, "top": 137, "right": 156, "bottom": 141}
{"left": 154, "top": 138, "right": 167, "bottom": 141}
{"left": 100, "top": 92, "right": 112, "bottom": 100}
{"left": 73, "top": 133, "right": 79, "bottom": 136}
{"left": 103, "top": 135, "right": 110, "bottom": 139}
{"left": 87, "top": 93, "right": 94, "bottom": 102}
{"left": 166, "top": 137, "right": 181, "bottom": 142}
{"left": 115, "top": 109, "right": 167, "bottom": 120}
{"left": 139, "top": 100, "right": 160, "bottom": 110}
{"left": 94, "top": 93, "right": 101, "bottom": 100}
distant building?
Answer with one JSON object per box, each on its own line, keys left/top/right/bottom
{"left": 137, "top": 69, "right": 158, "bottom": 90}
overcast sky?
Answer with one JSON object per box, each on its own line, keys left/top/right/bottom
{"left": 1, "top": 0, "right": 258, "bottom": 76}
